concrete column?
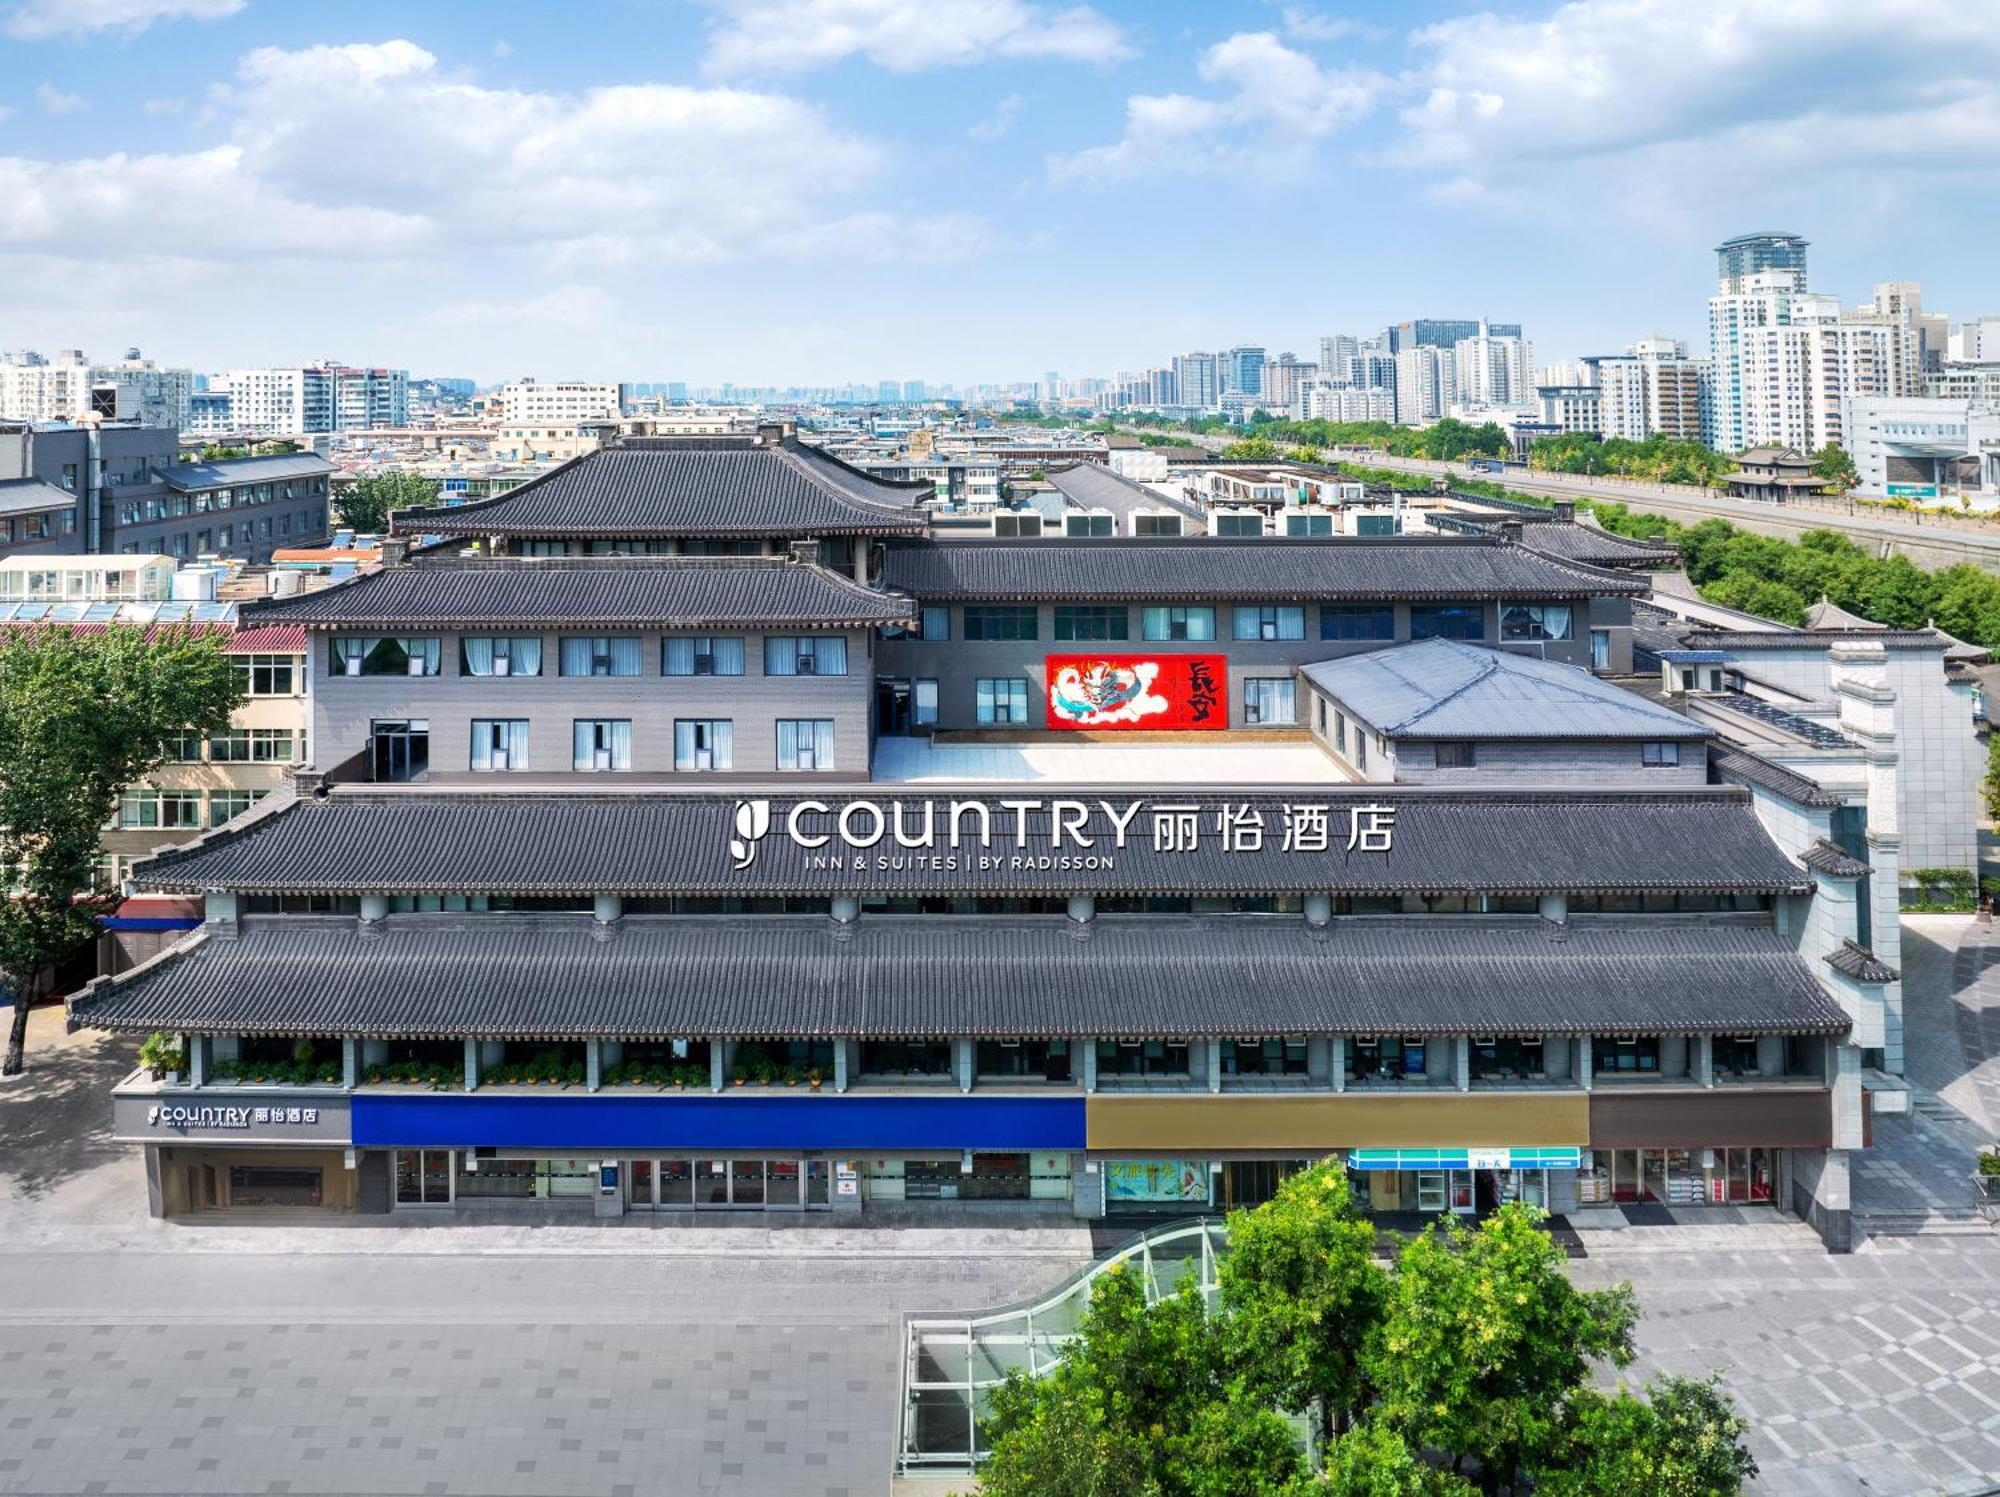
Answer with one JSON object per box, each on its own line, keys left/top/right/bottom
{"left": 1425, "top": 1034, "right": 1454, "bottom": 1085}
{"left": 1081, "top": 1039, "right": 1098, "bottom": 1094}
{"left": 1304, "top": 894, "right": 1332, "bottom": 927}
{"left": 593, "top": 895, "right": 623, "bottom": 925}
{"left": 359, "top": 893, "right": 389, "bottom": 924}
{"left": 1577, "top": 1036, "right": 1593, "bottom": 1092}
{"left": 189, "top": 1035, "right": 210, "bottom": 1087}
{"left": 956, "top": 1039, "right": 974, "bottom": 1094}
{"left": 1830, "top": 1042, "right": 1865, "bottom": 1151}
{"left": 342, "top": 1038, "right": 359, "bottom": 1089}
{"left": 1695, "top": 1034, "right": 1715, "bottom": 1088}
{"left": 710, "top": 1044, "right": 727, "bottom": 1093}
{"left": 834, "top": 1042, "right": 850, "bottom": 1094}
{"left": 1331, "top": 1036, "right": 1346, "bottom": 1092}
{"left": 1537, "top": 892, "right": 1567, "bottom": 924}
{"left": 463, "top": 1038, "right": 479, "bottom": 1092}
{"left": 852, "top": 539, "right": 870, "bottom": 585}
{"left": 1454, "top": 1037, "right": 1470, "bottom": 1092}
{"left": 586, "top": 1040, "right": 601, "bottom": 1093}
{"left": 1207, "top": 1040, "right": 1223, "bottom": 1093}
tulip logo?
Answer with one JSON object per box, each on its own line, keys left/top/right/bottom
{"left": 730, "top": 799, "right": 773, "bottom": 870}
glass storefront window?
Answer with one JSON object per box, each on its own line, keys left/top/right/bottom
{"left": 976, "top": 1040, "right": 1071, "bottom": 1081}
{"left": 1584, "top": 1147, "right": 1779, "bottom": 1208}
{"left": 861, "top": 1041, "right": 953, "bottom": 1077}
{"left": 396, "top": 1149, "right": 452, "bottom": 1205}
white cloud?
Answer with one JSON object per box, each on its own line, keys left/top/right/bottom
{"left": 2, "top": 0, "right": 241, "bottom": 40}
{"left": 141, "top": 97, "right": 185, "bottom": 114}
{"left": 1052, "top": 30, "right": 1383, "bottom": 182}
{"left": 0, "top": 38, "right": 988, "bottom": 268}
{"left": 36, "top": 83, "right": 86, "bottom": 114}
{"left": 697, "top": 0, "right": 1130, "bottom": 77}
{"left": 1390, "top": 0, "right": 2000, "bottom": 192}
{"left": 1281, "top": 7, "right": 1384, "bottom": 43}
{"left": 969, "top": 92, "right": 1025, "bottom": 142}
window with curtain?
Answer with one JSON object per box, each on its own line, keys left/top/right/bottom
{"left": 331, "top": 637, "right": 440, "bottom": 676}
{"left": 919, "top": 606, "right": 951, "bottom": 640}
{"left": 976, "top": 678, "right": 1030, "bottom": 725}
{"left": 559, "top": 637, "right": 642, "bottom": 676}
{"left": 1243, "top": 678, "right": 1295, "bottom": 725}
{"left": 663, "top": 636, "right": 746, "bottom": 676}
{"left": 572, "top": 719, "right": 632, "bottom": 771}
{"left": 471, "top": 719, "right": 530, "bottom": 772}
{"left": 763, "top": 636, "right": 848, "bottom": 676}
{"left": 1142, "top": 605, "right": 1215, "bottom": 641}
{"left": 1232, "top": 605, "right": 1305, "bottom": 641}
{"left": 461, "top": 636, "right": 543, "bottom": 676}
{"left": 673, "top": 719, "right": 734, "bottom": 771}
{"left": 776, "top": 719, "right": 835, "bottom": 771}
{"left": 913, "top": 679, "right": 938, "bottom": 726}
{"left": 1500, "top": 604, "right": 1574, "bottom": 641}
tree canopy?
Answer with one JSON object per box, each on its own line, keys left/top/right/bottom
{"left": 335, "top": 470, "right": 443, "bottom": 535}
{"left": 0, "top": 627, "right": 242, "bottom": 1073}
{"left": 975, "top": 1165, "right": 1757, "bottom": 1496}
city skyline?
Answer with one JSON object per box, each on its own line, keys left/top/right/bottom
{"left": 1, "top": 0, "right": 1996, "bottom": 385}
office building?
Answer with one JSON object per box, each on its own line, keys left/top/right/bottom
{"left": 1387, "top": 320, "right": 1522, "bottom": 354}
{"left": 1536, "top": 384, "right": 1602, "bottom": 436}
{"left": 1223, "top": 347, "right": 1266, "bottom": 399}
{"left": 493, "top": 379, "right": 625, "bottom": 427}
{"left": 1840, "top": 396, "right": 2000, "bottom": 501}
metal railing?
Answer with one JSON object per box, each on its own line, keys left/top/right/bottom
{"left": 895, "top": 1215, "right": 1227, "bottom": 1476}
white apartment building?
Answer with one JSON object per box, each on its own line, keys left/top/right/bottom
{"left": 1535, "top": 385, "right": 1602, "bottom": 435}
{"left": 1597, "top": 337, "right": 1709, "bottom": 443}
{"left": 1840, "top": 396, "right": 1999, "bottom": 500}
{"left": 1947, "top": 317, "right": 2000, "bottom": 363}
{"left": 1172, "top": 353, "right": 1220, "bottom": 412}
{"left": 1300, "top": 383, "right": 1396, "bottom": 424}
{"left": 1741, "top": 297, "right": 1912, "bottom": 454}
{"left": 202, "top": 364, "right": 410, "bottom": 436}
{"left": 1452, "top": 323, "right": 1535, "bottom": 410}
{"left": 1708, "top": 270, "right": 1808, "bottom": 453}
{"left": 1394, "top": 345, "right": 1456, "bottom": 426}
{"left": 0, "top": 348, "right": 193, "bottom": 430}
{"left": 493, "top": 379, "right": 625, "bottom": 425}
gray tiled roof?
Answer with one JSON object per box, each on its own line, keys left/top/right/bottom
{"left": 410, "top": 439, "right": 930, "bottom": 539}
{"left": 243, "top": 557, "right": 916, "bottom": 629}
{"left": 158, "top": 454, "right": 334, "bottom": 491}
{"left": 70, "top": 914, "right": 1851, "bottom": 1041}
{"left": 1800, "top": 840, "right": 1871, "bottom": 879}
{"left": 129, "top": 787, "right": 1813, "bottom": 897}
{"left": 1710, "top": 747, "right": 1846, "bottom": 808}
{"left": 1826, "top": 940, "right": 1898, "bottom": 984}
{"left": 1046, "top": 464, "right": 1204, "bottom": 522}
{"left": 1514, "top": 524, "right": 1678, "bottom": 570}
{"left": 1299, "top": 640, "right": 1711, "bottom": 741}
{"left": 879, "top": 536, "right": 1643, "bottom": 603}
{"left": 1687, "top": 628, "right": 1952, "bottom": 653}
{"left": 0, "top": 477, "right": 76, "bottom": 518}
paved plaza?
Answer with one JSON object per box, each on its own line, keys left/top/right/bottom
{"left": 6, "top": 916, "right": 2000, "bottom": 1495}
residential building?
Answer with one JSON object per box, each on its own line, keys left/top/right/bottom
{"left": 1716, "top": 231, "right": 1809, "bottom": 294}
{"left": 202, "top": 364, "right": 410, "bottom": 436}
{"left": 1387, "top": 320, "right": 1522, "bottom": 353}
{"left": 1947, "top": 317, "right": 2000, "bottom": 363}
{"left": 1394, "top": 346, "right": 1457, "bottom": 426}
{"left": 1856, "top": 283, "right": 1947, "bottom": 375}
{"left": 1453, "top": 323, "right": 1535, "bottom": 410}
{"left": 1318, "top": 335, "right": 1359, "bottom": 378}
{"left": 1708, "top": 270, "right": 1805, "bottom": 452}
{"left": 1536, "top": 384, "right": 1602, "bottom": 436}
{"left": 1223, "top": 346, "right": 1266, "bottom": 398}
{"left": 1172, "top": 353, "right": 1221, "bottom": 412}
{"left": 1597, "top": 338, "right": 1709, "bottom": 443}
{"left": 1302, "top": 384, "right": 1396, "bottom": 424}
{"left": 0, "top": 348, "right": 194, "bottom": 430}
{"left": 1260, "top": 354, "right": 1313, "bottom": 413}
{"left": 1739, "top": 304, "right": 1911, "bottom": 453}
{"left": 492, "top": 379, "right": 626, "bottom": 426}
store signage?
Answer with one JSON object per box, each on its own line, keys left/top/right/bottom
{"left": 1885, "top": 483, "right": 1939, "bottom": 499}
{"left": 148, "top": 1103, "right": 321, "bottom": 1128}
{"left": 728, "top": 797, "right": 1396, "bottom": 873}
{"left": 1045, "top": 654, "right": 1227, "bottom": 731}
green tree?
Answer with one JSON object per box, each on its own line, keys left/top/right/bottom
{"left": 1220, "top": 1162, "right": 1388, "bottom": 1450}
{"left": 1321, "top": 1421, "right": 1476, "bottom": 1495}
{"left": 0, "top": 628, "right": 242, "bottom": 1074}
{"left": 336, "top": 470, "right": 443, "bottom": 534}
{"left": 1983, "top": 732, "right": 2000, "bottom": 825}
{"left": 1811, "top": 443, "right": 1859, "bottom": 493}
{"left": 979, "top": 1267, "right": 1307, "bottom": 1497}
{"left": 1699, "top": 572, "right": 1809, "bottom": 626}
{"left": 1365, "top": 1205, "right": 1637, "bottom": 1492}
{"left": 1538, "top": 1377, "right": 1758, "bottom": 1496}
{"left": 1219, "top": 437, "right": 1281, "bottom": 462}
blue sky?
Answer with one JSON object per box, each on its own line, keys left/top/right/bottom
{"left": 1, "top": 0, "right": 1995, "bottom": 388}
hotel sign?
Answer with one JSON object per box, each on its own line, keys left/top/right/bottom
{"left": 728, "top": 797, "right": 1395, "bottom": 875}
{"left": 112, "top": 1089, "right": 353, "bottom": 1145}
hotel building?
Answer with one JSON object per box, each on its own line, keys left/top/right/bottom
{"left": 71, "top": 429, "right": 1893, "bottom": 1249}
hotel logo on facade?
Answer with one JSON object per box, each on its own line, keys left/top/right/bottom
{"left": 729, "top": 797, "right": 1396, "bottom": 874}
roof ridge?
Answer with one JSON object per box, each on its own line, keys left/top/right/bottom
{"left": 1383, "top": 642, "right": 1502, "bottom": 733}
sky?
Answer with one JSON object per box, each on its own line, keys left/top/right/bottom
{"left": 0, "top": 0, "right": 1996, "bottom": 389}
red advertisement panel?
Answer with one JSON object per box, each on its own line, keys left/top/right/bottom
{"left": 1044, "top": 653, "right": 1227, "bottom": 731}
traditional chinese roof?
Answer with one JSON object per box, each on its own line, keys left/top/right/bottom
{"left": 158, "top": 454, "right": 334, "bottom": 491}
{"left": 1800, "top": 839, "right": 1871, "bottom": 879}
{"left": 69, "top": 913, "right": 1851, "bottom": 1041}
{"left": 405, "top": 437, "right": 931, "bottom": 540}
{"left": 128, "top": 786, "right": 1813, "bottom": 897}
{"left": 1710, "top": 747, "right": 1847, "bottom": 809}
{"left": 878, "top": 536, "right": 1643, "bottom": 603}
{"left": 1826, "top": 940, "right": 1898, "bottom": 984}
{"left": 1300, "top": 640, "right": 1711, "bottom": 741}
{"left": 241, "top": 556, "right": 915, "bottom": 631}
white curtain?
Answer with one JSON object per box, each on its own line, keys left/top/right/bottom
{"left": 776, "top": 718, "right": 798, "bottom": 767}
{"left": 333, "top": 637, "right": 370, "bottom": 676}
{"left": 560, "top": 638, "right": 592, "bottom": 676}
{"left": 780, "top": 719, "right": 833, "bottom": 770}
{"left": 572, "top": 719, "right": 592, "bottom": 768}
{"left": 403, "top": 637, "right": 440, "bottom": 676}
{"left": 608, "top": 637, "right": 641, "bottom": 676}
{"left": 664, "top": 638, "right": 695, "bottom": 676}
{"left": 472, "top": 720, "right": 496, "bottom": 771}
{"left": 463, "top": 636, "right": 495, "bottom": 676}
{"left": 711, "top": 637, "right": 745, "bottom": 675}
{"left": 510, "top": 636, "right": 543, "bottom": 676}
{"left": 815, "top": 637, "right": 847, "bottom": 675}
{"left": 609, "top": 719, "right": 632, "bottom": 768}
{"left": 764, "top": 637, "right": 797, "bottom": 675}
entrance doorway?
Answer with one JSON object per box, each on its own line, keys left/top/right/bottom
{"left": 876, "top": 677, "right": 911, "bottom": 735}
{"left": 627, "top": 1157, "right": 828, "bottom": 1210}
{"left": 370, "top": 719, "right": 430, "bottom": 783}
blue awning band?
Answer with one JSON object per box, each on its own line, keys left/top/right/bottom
{"left": 1346, "top": 1147, "right": 1582, "bottom": 1172}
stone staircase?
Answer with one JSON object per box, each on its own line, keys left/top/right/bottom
{"left": 1855, "top": 1205, "right": 1995, "bottom": 1238}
